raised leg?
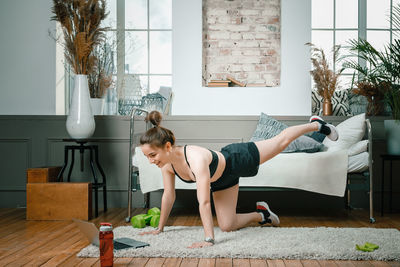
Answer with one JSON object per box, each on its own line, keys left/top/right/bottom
{"left": 254, "top": 122, "right": 319, "bottom": 165}
{"left": 213, "top": 184, "right": 262, "bottom": 232}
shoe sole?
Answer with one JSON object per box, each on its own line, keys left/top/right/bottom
{"left": 256, "top": 201, "right": 280, "bottom": 226}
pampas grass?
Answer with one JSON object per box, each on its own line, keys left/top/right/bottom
{"left": 307, "top": 43, "right": 343, "bottom": 101}
{"left": 51, "top": 0, "right": 108, "bottom": 75}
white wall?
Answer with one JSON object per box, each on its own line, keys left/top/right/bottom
{"left": 172, "top": 0, "right": 311, "bottom": 115}
{"left": 0, "top": 0, "right": 56, "bottom": 115}
{"left": 0, "top": 0, "right": 310, "bottom": 116}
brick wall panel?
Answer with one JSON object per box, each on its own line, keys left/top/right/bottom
{"left": 203, "top": 0, "right": 281, "bottom": 86}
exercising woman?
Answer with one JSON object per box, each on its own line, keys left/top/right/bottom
{"left": 139, "top": 111, "right": 338, "bottom": 248}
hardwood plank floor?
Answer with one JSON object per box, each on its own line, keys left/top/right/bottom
{"left": 0, "top": 208, "right": 399, "bottom": 266}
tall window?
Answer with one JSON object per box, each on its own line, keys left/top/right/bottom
{"left": 311, "top": 0, "right": 400, "bottom": 89}
{"left": 66, "top": 0, "right": 172, "bottom": 115}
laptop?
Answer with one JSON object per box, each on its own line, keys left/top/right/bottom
{"left": 73, "top": 219, "right": 150, "bottom": 250}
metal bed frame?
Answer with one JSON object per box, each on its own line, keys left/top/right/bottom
{"left": 125, "top": 109, "right": 375, "bottom": 223}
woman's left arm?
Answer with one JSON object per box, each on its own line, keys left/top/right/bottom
{"left": 188, "top": 159, "right": 214, "bottom": 249}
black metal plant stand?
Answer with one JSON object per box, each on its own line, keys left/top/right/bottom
{"left": 57, "top": 139, "right": 107, "bottom": 217}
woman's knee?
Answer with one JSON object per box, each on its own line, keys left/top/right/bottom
{"left": 218, "top": 220, "right": 236, "bottom": 232}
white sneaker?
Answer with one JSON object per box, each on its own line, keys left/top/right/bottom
{"left": 256, "top": 201, "right": 280, "bottom": 226}
{"left": 309, "top": 115, "right": 339, "bottom": 141}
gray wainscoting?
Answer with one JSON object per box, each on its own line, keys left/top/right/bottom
{"left": 0, "top": 115, "right": 398, "bottom": 214}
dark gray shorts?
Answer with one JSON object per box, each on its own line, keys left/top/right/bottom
{"left": 210, "top": 142, "right": 260, "bottom": 192}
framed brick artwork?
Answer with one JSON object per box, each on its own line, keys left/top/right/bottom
{"left": 202, "top": 0, "right": 281, "bottom": 87}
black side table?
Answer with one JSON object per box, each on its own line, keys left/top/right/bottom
{"left": 380, "top": 154, "right": 400, "bottom": 216}
{"left": 57, "top": 139, "right": 107, "bottom": 217}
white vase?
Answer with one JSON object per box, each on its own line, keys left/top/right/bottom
{"left": 384, "top": 119, "right": 400, "bottom": 155}
{"left": 90, "top": 98, "right": 105, "bottom": 115}
{"left": 66, "top": 75, "right": 95, "bottom": 139}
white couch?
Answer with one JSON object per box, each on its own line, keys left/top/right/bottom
{"left": 126, "top": 111, "right": 374, "bottom": 223}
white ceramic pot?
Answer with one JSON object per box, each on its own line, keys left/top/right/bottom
{"left": 90, "top": 98, "right": 105, "bottom": 115}
{"left": 384, "top": 119, "right": 400, "bottom": 155}
{"left": 66, "top": 75, "right": 95, "bottom": 139}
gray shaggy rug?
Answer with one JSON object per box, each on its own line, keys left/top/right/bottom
{"left": 77, "top": 226, "right": 400, "bottom": 260}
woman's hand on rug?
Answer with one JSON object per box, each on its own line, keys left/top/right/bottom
{"left": 187, "top": 241, "right": 213, "bottom": 249}
{"left": 139, "top": 229, "right": 162, "bottom": 235}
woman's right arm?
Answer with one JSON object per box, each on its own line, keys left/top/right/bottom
{"left": 157, "top": 166, "right": 176, "bottom": 231}
{"left": 140, "top": 166, "right": 175, "bottom": 235}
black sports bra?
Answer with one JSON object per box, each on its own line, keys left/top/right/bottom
{"left": 171, "top": 145, "right": 218, "bottom": 183}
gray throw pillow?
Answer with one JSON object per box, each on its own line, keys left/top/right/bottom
{"left": 250, "top": 113, "right": 324, "bottom": 153}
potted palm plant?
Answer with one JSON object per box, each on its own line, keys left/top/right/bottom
{"left": 307, "top": 43, "right": 343, "bottom": 116}
{"left": 51, "top": 0, "right": 108, "bottom": 138}
{"left": 344, "top": 4, "right": 400, "bottom": 154}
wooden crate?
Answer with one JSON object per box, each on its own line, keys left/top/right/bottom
{"left": 26, "top": 166, "right": 62, "bottom": 183}
{"left": 26, "top": 182, "right": 92, "bottom": 220}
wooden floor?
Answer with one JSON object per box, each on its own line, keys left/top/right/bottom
{"left": 0, "top": 208, "right": 400, "bottom": 267}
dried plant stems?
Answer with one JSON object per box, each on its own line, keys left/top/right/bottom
{"left": 51, "top": 0, "right": 108, "bottom": 75}
{"left": 353, "top": 81, "right": 389, "bottom": 115}
{"left": 307, "top": 43, "right": 343, "bottom": 101}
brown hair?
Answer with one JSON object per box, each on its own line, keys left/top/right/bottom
{"left": 140, "top": 111, "right": 175, "bottom": 147}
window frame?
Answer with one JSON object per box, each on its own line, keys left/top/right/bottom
{"left": 311, "top": 0, "right": 397, "bottom": 89}
{"left": 62, "top": 0, "right": 172, "bottom": 115}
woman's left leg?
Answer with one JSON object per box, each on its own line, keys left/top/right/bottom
{"left": 255, "top": 122, "right": 319, "bottom": 164}
{"left": 213, "top": 184, "right": 262, "bottom": 232}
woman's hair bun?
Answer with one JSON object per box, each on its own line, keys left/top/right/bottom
{"left": 145, "top": 110, "right": 162, "bottom": 127}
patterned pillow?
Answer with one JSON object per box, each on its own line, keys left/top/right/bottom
{"left": 311, "top": 90, "right": 351, "bottom": 116}
{"left": 250, "top": 113, "right": 324, "bottom": 153}
{"left": 331, "top": 90, "right": 351, "bottom": 116}
{"left": 311, "top": 90, "right": 321, "bottom": 115}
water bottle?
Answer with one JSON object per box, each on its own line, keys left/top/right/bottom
{"left": 99, "top": 222, "right": 114, "bottom": 267}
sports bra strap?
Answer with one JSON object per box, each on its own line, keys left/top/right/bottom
{"left": 184, "top": 145, "right": 191, "bottom": 167}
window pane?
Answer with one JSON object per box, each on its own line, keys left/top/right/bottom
{"left": 150, "top": 0, "right": 172, "bottom": 29}
{"left": 139, "top": 75, "right": 149, "bottom": 95}
{"left": 311, "top": 30, "right": 334, "bottom": 65}
{"left": 125, "top": 32, "right": 148, "bottom": 74}
{"left": 367, "top": 30, "right": 390, "bottom": 52}
{"left": 103, "top": 31, "right": 117, "bottom": 75}
{"left": 338, "top": 74, "right": 355, "bottom": 91}
{"left": 102, "top": 0, "right": 117, "bottom": 29}
{"left": 367, "top": 0, "right": 390, "bottom": 29}
{"left": 393, "top": 0, "right": 400, "bottom": 31}
{"left": 149, "top": 75, "right": 172, "bottom": 93}
{"left": 126, "top": 0, "right": 147, "bottom": 29}
{"left": 336, "top": 0, "right": 358, "bottom": 28}
{"left": 312, "top": 0, "right": 333, "bottom": 28}
{"left": 336, "top": 30, "right": 358, "bottom": 74}
{"left": 150, "top": 32, "right": 172, "bottom": 73}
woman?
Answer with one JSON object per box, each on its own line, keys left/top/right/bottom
{"left": 139, "top": 111, "right": 338, "bottom": 248}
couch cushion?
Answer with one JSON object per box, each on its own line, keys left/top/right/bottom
{"left": 348, "top": 139, "right": 368, "bottom": 156}
{"left": 323, "top": 113, "right": 366, "bottom": 151}
{"left": 250, "top": 113, "right": 324, "bottom": 153}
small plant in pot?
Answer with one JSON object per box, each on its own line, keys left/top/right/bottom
{"left": 307, "top": 43, "right": 344, "bottom": 116}
{"left": 350, "top": 80, "right": 389, "bottom": 116}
